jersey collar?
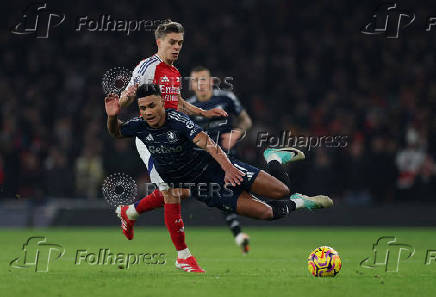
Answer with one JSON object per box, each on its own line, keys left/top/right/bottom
{"left": 154, "top": 53, "right": 164, "bottom": 62}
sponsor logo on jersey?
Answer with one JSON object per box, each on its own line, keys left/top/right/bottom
{"left": 166, "top": 131, "right": 178, "bottom": 143}
{"left": 148, "top": 145, "right": 182, "bottom": 154}
{"left": 160, "top": 76, "right": 169, "bottom": 83}
{"left": 146, "top": 133, "right": 154, "bottom": 142}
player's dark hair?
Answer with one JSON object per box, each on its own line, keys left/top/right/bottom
{"left": 136, "top": 84, "right": 161, "bottom": 99}
{"left": 155, "top": 20, "right": 184, "bottom": 40}
{"left": 191, "top": 65, "right": 210, "bottom": 73}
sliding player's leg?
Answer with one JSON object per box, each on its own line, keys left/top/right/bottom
{"left": 249, "top": 170, "right": 333, "bottom": 215}
{"left": 263, "top": 147, "right": 305, "bottom": 188}
{"left": 162, "top": 188, "right": 205, "bottom": 273}
{"left": 264, "top": 147, "right": 305, "bottom": 166}
{"left": 236, "top": 185, "right": 332, "bottom": 221}
{"left": 222, "top": 211, "right": 250, "bottom": 254}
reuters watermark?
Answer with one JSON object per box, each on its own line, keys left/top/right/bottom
{"left": 144, "top": 182, "right": 239, "bottom": 198}
{"left": 256, "top": 131, "right": 349, "bottom": 151}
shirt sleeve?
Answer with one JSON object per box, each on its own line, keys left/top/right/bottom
{"left": 125, "top": 58, "right": 158, "bottom": 90}
{"left": 168, "top": 111, "right": 203, "bottom": 141}
{"left": 226, "top": 91, "right": 243, "bottom": 115}
{"left": 119, "top": 117, "right": 143, "bottom": 137}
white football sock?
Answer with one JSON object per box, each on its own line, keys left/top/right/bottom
{"left": 126, "top": 204, "right": 139, "bottom": 220}
{"left": 266, "top": 152, "right": 282, "bottom": 164}
{"left": 292, "top": 198, "right": 304, "bottom": 209}
{"left": 177, "top": 248, "right": 192, "bottom": 259}
{"left": 235, "top": 233, "right": 247, "bottom": 246}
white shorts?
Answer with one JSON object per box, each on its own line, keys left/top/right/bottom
{"left": 135, "top": 137, "right": 169, "bottom": 191}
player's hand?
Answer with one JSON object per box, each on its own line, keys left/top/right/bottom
{"left": 119, "top": 84, "right": 138, "bottom": 107}
{"left": 105, "top": 94, "right": 121, "bottom": 116}
{"left": 202, "top": 107, "right": 228, "bottom": 118}
{"left": 221, "top": 130, "right": 243, "bottom": 151}
{"left": 223, "top": 163, "right": 245, "bottom": 187}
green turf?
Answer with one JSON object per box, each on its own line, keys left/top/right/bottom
{"left": 1, "top": 227, "right": 436, "bottom": 297}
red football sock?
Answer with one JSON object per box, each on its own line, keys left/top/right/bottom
{"left": 134, "top": 189, "right": 165, "bottom": 214}
{"left": 164, "top": 203, "right": 187, "bottom": 251}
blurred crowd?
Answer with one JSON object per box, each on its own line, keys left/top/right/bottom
{"left": 1, "top": 0, "right": 435, "bottom": 204}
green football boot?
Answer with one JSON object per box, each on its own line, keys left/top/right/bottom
{"left": 290, "top": 193, "right": 333, "bottom": 210}
{"left": 263, "top": 147, "right": 305, "bottom": 165}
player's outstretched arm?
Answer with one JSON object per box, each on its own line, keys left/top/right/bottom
{"left": 178, "top": 95, "right": 228, "bottom": 118}
{"left": 193, "top": 131, "right": 244, "bottom": 186}
{"left": 221, "top": 111, "right": 253, "bottom": 151}
{"left": 105, "top": 94, "right": 124, "bottom": 138}
{"left": 236, "top": 110, "right": 252, "bottom": 132}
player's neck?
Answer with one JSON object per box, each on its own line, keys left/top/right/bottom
{"left": 197, "top": 91, "right": 213, "bottom": 102}
{"left": 156, "top": 53, "right": 174, "bottom": 66}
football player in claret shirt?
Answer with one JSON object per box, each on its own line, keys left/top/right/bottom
{"left": 187, "top": 66, "right": 306, "bottom": 254}
{"left": 113, "top": 20, "right": 226, "bottom": 273}
{"left": 187, "top": 66, "right": 254, "bottom": 253}
{"left": 105, "top": 84, "right": 334, "bottom": 272}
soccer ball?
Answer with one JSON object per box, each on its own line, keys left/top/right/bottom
{"left": 307, "top": 246, "right": 341, "bottom": 277}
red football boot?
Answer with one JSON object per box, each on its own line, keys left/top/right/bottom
{"left": 175, "top": 256, "right": 206, "bottom": 273}
{"left": 115, "top": 205, "right": 136, "bottom": 240}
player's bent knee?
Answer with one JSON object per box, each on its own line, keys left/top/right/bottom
{"left": 259, "top": 207, "right": 273, "bottom": 220}
{"left": 271, "top": 183, "right": 290, "bottom": 199}
{"left": 162, "top": 190, "right": 181, "bottom": 204}
{"left": 280, "top": 183, "right": 290, "bottom": 197}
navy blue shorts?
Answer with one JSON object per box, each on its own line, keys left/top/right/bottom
{"left": 186, "top": 158, "right": 261, "bottom": 212}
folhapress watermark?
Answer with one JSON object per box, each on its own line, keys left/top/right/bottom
{"left": 362, "top": 3, "right": 436, "bottom": 38}
{"left": 10, "top": 3, "right": 65, "bottom": 38}
{"left": 10, "top": 2, "right": 165, "bottom": 38}
{"left": 75, "top": 15, "right": 164, "bottom": 36}
{"left": 256, "top": 131, "right": 349, "bottom": 151}
{"left": 360, "top": 236, "right": 436, "bottom": 272}
{"left": 10, "top": 236, "right": 167, "bottom": 272}
{"left": 9, "top": 236, "right": 65, "bottom": 272}
{"left": 75, "top": 249, "right": 166, "bottom": 269}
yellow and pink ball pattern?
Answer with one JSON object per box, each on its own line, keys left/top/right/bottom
{"left": 307, "top": 246, "right": 342, "bottom": 277}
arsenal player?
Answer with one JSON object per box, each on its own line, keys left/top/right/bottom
{"left": 114, "top": 21, "right": 226, "bottom": 273}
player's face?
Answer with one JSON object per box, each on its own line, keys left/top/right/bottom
{"left": 138, "top": 95, "right": 165, "bottom": 128}
{"left": 157, "top": 33, "right": 184, "bottom": 62}
{"left": 190, "top": 70, "right": 212, "bottom": 98}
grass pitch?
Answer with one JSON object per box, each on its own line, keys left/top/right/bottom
{"left": 1, "top": 227, "right": 435, "bottom": 297}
